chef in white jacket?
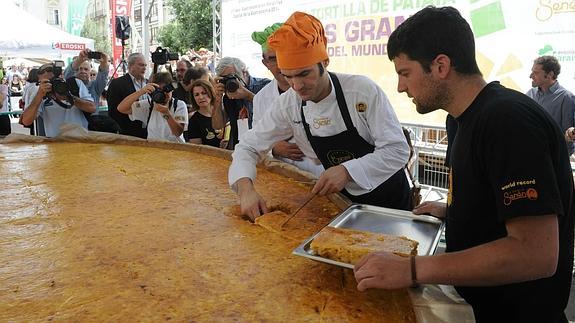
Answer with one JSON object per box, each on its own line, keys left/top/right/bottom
{"left": 229, "top": 11, "right": 411, "bottom": 220}
{"left": 251, "top": 22, "right": 324, "bottom": 178}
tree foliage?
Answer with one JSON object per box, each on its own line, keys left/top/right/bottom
{"left": 158, "top": 0, "right": 213, "bottom": 55}
{"left": 81, "top": 17, "right": 111, "bottom": 55}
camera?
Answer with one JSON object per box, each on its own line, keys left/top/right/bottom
{"left": 218, "top": 75, "right": 240, "bottom": 93}
{"left": 50, "top": 78, "right": 71, "bottom": 97}
{"left": 36, "top": 61, "right": 74, "bottom": 104}
{"left": 87, "top": 51, "right": 103, "bottom": 59}
{"left": 151, "top": 83, "right": 175, "bottom": 103}
{"left": 151, "top": 47, "right": 179, "bottom": 65}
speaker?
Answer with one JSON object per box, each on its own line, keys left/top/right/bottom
{"left": 115, "top": 16, "right": 131, "bottom": 40}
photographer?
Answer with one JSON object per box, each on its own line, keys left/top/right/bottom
{"left": 63, "top": 49, "right": 109, "bottom": 107}
{"left": 106, "top": 53, "right": 148, "bottom": 139}
{"left": 172, "top": 59, "right": 193, "bottom": 105}
{"left": 117, "top": 72, "right": 187, "bottom": 143}
{"left": 212, "top": 57, "right": 270, "bottom": 149}
{"left": 21, "top": 63, "right": 95, "bottom": 137}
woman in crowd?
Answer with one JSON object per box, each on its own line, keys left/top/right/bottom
{"left": 187, "top": 79, "right": 221, "bottom": 147}
{"left": 181, "top": 66, "right": 212, "bottom": 141}
{"left": 10, "top": 74, "right": 23, "bottom": 96}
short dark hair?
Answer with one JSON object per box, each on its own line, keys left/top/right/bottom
{"left": 190, "top": 79, "right": 215, "bottom": 111}
{"left": 317, "top": 63, "right": 325, "bottom": 76}
{"left": 388, "top": 6, "right": 481, "bottom": 75}
{"left": 183, "top": 66, "right": 209, "bottom": 85}
{"left": 534, "top": 56, "right": 560, "bottom": 79}
{"left": 150, "top": 71, "right": 173, "bottom": 85}
{"left": 27, "top": 68, "right": 39, "bottom": 83}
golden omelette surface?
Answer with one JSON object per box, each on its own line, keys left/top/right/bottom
{"left": 0, "top": 142, "right": 416, "bottom": 322}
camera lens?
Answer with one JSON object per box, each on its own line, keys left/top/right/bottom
{"left": 51, "top": 79, "right": 69, "bottom": 96}
{"left": 152, "top": 91, "right": 166, "bottom": 103}
{"left": 225, "top": 79, "right": 239, "bottom": 93}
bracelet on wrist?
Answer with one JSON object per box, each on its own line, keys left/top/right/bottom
{"left": 410, "top": 255, "right": 419, "bottom": 288}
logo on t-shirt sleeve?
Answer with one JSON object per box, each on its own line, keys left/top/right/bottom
{"left": 501, "top": 179, "right": 538, "bottom": 206}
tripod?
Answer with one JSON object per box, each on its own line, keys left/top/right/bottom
{"left": 110, "top": 38, "right": 128, "bottom": 77}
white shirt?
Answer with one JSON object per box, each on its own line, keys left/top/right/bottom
{"left": 32, "top": 79, "right": 94, "bottom": 137}
{"left": 253, "top": 78, "right": 281, "bottom": 126}
{"left": 22, "top": 82, "right": 38, "bottom": 110}
{"left": 229, "top": 72, "right": 409, "bottom": 195}
{"left": 129, "top": 98, "right": 188, "bottom": 143}
{"left": 253, "top": 79, "right": 324, "bottom": 177}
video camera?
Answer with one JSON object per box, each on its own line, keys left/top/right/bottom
{"left": 151, "top": 83, "right": 175, "bottom": 103}
{"left": 218, "top": 75, "right": 241, "bottom": 93}
{"left": 151, "top": 47, "right": 179, "bottom": 65}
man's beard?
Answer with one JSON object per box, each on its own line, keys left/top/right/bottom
{"left": 415, "top": 79, "right": 451, "bottom": 114}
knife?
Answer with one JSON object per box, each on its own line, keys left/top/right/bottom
{"left": 280, "top": 193, "right": 316, "bottom": 228}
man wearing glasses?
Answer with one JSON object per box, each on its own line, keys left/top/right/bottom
{"left": 172, "top": 59, "right": 193, "bottom": 105}
{"left": 212, "top": 57, "right": 270, "bottom": 149}
{"left": 63, "top": 49, "right": 109, "bottom": 107}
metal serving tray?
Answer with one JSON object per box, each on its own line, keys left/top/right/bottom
{"left": 293, "top": 204, "right": 445, "bottom": 269}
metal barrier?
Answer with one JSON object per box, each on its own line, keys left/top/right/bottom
{"left": 402, "top": 123, "right": 449, "bottom": 203}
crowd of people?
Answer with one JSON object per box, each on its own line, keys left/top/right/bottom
{"left": 1, "top": 6, "right": 574, "bottom": 322}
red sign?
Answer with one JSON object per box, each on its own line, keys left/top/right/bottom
{"left": 55, "top": 43, "right": 86, "bottom": 50}
{"left": 110, "top": 0, "right": 132, "bottom": 77}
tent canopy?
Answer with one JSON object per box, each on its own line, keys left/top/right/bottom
{"left": 0, "top": 3, "right": 94, "bottom": 59}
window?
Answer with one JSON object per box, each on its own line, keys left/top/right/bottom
{"left": 48, "top": 9, "right": 60, "bottom": 25}
{"left": 134, "top": 8, "right": 142, "bottom": 22}
{"left": 150, "top": 27, "right": 158, "bottom": 42}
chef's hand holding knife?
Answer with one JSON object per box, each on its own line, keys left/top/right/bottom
{"left": 312, "top": 165, "right": 352, "bottom": 196}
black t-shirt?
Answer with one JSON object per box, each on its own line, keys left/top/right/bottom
{"left": 447, "top": 82, "right": 574, "bottom": 322}
{"left": 444, "top": 114, "right": 458, "bottom": 167}
{"left": 172, "top": 82, "right": 192, "bottom": 105}
{"left": 222, "top": 96, "right": 243, "bottom": 149}
{"left": 188, "top": 111, "right": 221, "bottom": 148}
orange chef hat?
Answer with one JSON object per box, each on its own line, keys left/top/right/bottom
{"left": 267, "top": 11, "right": 328, "bottom": 70}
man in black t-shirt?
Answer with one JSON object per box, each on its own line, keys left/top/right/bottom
{"left": 353, "top": 6, "right": 574, "bottom": 323}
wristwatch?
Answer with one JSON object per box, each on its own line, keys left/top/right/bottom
{"left": 162, "top": 114, "right": 169, "bottom": 120}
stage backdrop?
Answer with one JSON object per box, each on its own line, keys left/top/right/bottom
{"left": 221, "top": 0, "right": 575, "bottom": 126}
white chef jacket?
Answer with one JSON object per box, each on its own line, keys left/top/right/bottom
{"left": 253, "top": 78, "right": 324, "bottom": 178}
{"left": 229, "top": 72, "right": 409, "bottom": 195}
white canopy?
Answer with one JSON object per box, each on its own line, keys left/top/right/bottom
{"left": 0, "top": 3, "right": 94, "bottom": 59}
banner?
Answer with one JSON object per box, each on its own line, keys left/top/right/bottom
{"left": 66, "top": 0, "right": 89, "bottom": 36}
{"left": 110, "top": 0, "right": 132, "bottom": 76}
{"left": 222, "top": 0, "right": 575, "bottom": 126}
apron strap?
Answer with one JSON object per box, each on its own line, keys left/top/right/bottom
{"left": 300, "top": 72, "right": 355, "bottom": 138}
{"left": 328, "top": 72, "right": 355, "bottom": 131}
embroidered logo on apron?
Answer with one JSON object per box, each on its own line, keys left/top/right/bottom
{"left": 206, "top": 130, "right": 216, "bottom": 140}
{"left": 313, "top": 117, "right": 331, "bottom": 129}
{"left": 327, "top": 150, "right": 354, "bottom": 166}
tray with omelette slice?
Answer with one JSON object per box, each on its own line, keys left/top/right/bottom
{"left": 294, "top": 204, "right": 445, "bottom": 269}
